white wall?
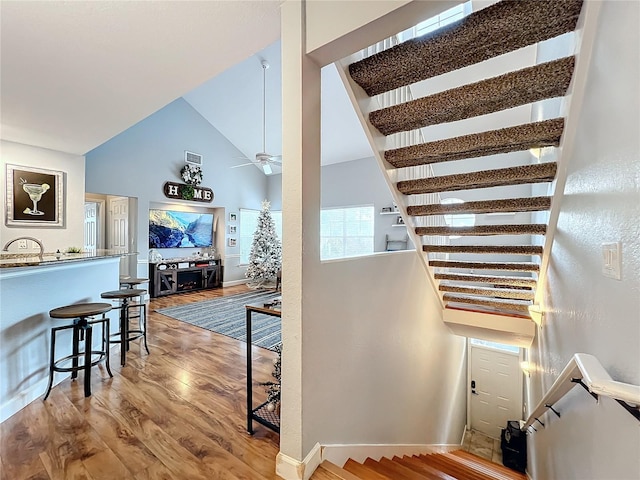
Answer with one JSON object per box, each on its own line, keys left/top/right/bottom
{"left": 306, "top": 251, "right": 467, "bottom": 447}
{"left": 85, "top": 98, "right": 269, "bottom": 282}
{"left": 0, "top": 140, "right": 85, "bottom": 253}
{"left": 268, "top": 157, "right": 408, "bottom": 252}
{"left": 527, "top": 2, "right": 640, "bottom": 479}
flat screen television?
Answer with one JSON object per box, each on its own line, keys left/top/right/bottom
{"left": 149, "top": 209, "right": 214, "bottom": 248}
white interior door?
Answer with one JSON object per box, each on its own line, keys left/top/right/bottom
{"left": 108, "top": 196, "right": 130, "bottom": 276}
{"left": 469, "top": 343, "right": 522, "bottom": 439}
{"left": 84, "top": 202, "right": 98, "bottom": 251}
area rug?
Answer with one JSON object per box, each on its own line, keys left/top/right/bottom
{"left": 156, "top": 290, "right": 282, "bottom": 351}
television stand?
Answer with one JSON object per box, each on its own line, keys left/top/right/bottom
{"left": 149, "top": 259, "right": 222, "bottom": 298}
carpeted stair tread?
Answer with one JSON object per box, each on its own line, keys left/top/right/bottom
{"left": 429, "top": 260, "right": 540, "bottom": 272}
{"left": 348, "top": 0, "right": 583, "bottom": 96}
{"left": 407, "top": 196, "right": 551, "bottom": 216}
{"left": 450, "top": 451, "right": 527, "bottom": 480}
{"left": 416, "top": 224, "right": 546, "bottom": 236}
{"left": 443, "top": 293, "right": 532, "bottom": 313}
{"left": 385, "top": 118, "right": 564, "bottom": 168}
{"left": 422, "top": 244, "right": 543, "bottom": 255}
{"left": 439, "top": 284, "right": 535, "bottom": 300}
{"left": 314, "top": 461, "right": 362, "bottom": 480}
{"left": 434, "top": 272, "right": 537, "bottom": 287}
{"left": 343, "top": 459, "right": 390, "bottom": 480}
{"left": 397, "top": 162, "right": 557, "bottom": 195}
{"left": 396, "top": 456, "right": 458, "bottom": 480}
{"left": 373, "top": 57, "right": 573, "bottom": 135}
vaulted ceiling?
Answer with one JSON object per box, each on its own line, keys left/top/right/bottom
{"left": 0, "top": 1, "right": 372, "bottom": 173}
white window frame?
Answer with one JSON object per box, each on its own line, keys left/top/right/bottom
{"left": 320, "top": 205, "right": 375, "bottom": 261}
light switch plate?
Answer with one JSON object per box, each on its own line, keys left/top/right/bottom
{"left": 602, "top": 242, "right": 621, "bottom": 280}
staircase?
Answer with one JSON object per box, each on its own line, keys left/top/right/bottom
{"left": 340, "top": 0, "right": 584, "bottom": 342}
{"left": 312, "top": 450, "right": 526, "bottom": 480}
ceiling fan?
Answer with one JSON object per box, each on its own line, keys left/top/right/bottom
{"left": 231, "top": 60, "right": 282, "bottom": 175}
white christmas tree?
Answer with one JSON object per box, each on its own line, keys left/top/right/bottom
{"left": 245, "top": 200, "right": 282, "bottom": 287}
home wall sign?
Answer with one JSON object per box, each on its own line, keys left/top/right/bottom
{"left": 163, "top": 182, "right": 214, "bottom": 203}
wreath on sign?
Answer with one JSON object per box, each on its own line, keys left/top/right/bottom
{"left": 180, "top": 164, "right": 203, "bottom": 186}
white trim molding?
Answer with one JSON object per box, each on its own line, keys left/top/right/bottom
{"left": 222, "top": 279, "right": 249, "bottom": 287}
{"left": 320, "top": 443, "right": 462, "bottom": 469}
{"left": 276, "top": 443, "right": 322, "bottom": 480}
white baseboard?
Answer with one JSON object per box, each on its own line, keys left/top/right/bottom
{"left": 321, "top": 443, "right": 462, "bottom": 468}
{"left": 0, "top": 374, "right": 66, "bottom": 423}
{"left": 276, "top": 442, "right": 322, "bottom": 480}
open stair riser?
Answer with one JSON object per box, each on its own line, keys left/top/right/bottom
{"left": 373, "top": 58, "right": 573, "bottom": 136}
{"left": 429, "top": 260, "right": 540, "bottom": 273}
{"left": 407, "top": 196, "right": 551, "bottom": 216}
{"left": 385, "top": 118, "right": 564, "bottom": 168}
{"left": 416, "top": 224, "right": 547, "bottom": 236}
{"left": 423, "top": 245, "right": 543, "bottom": 255}
{"left": 435, "top": 272, "right": 537, "bottom": 288}
{"left": 444, "top": 294, "right": 532, "bottom": 314}
{"left": 439, "top": 284, "right": 535, "bottom": 301}
{"left": 397, "top": 162, "right": 557, "bottom": 195}
{"left": 348, "top": 0, "right": 584, "bottom": 96}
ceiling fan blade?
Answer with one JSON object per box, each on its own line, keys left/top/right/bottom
{"left": 267, "top": 154, "right": 282, "bottom": 160}
{"left": 270, "top": 160, "right": 283, "bottom": 166}
{"left": 231, "top": 162, "right": 255, "bottom": 168}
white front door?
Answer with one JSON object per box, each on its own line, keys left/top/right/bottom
{"left": 469, "top": 342, "right": 522, "bottom": 439}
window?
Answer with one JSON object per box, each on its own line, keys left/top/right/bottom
{"left": 441, "top": 198, "right": 475, "bottom": 237}
{"left": 415, "top": 3, "right": 469, "bottom": 36}
{"left": 320, "top": 206, "right": 375, "bottom": 260}
{"left": 239, "top": 208, "right": 282, "bottom": 265}
{"left": 470, "top": 338, "right": 520, "bottom": 354}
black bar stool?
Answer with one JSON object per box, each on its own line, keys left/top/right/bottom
{"left": 119, "top": 276, "right": 148, "bottom": 289}
{"left": 118, "top": 277, "right": 148, "bottom": 332}
{"left": 45, "top": 302, "right": 113, "bottom": 400}
{"left": 101, "top": 288, "right": 149, "bottom": 366}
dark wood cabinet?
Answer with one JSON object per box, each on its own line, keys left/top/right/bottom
{"left": 149, "top": 259, "right": 222, "bottom": 298}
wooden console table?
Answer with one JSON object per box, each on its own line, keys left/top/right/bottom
{"left": 245, "top": 303, "right": 281, "bottom": 435}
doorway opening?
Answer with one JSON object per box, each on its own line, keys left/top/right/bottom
{"left": 85, "top": 193, "right": 138, "bottom": 277}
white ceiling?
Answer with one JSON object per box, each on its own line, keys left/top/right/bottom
{"left": 0, "top": 1, "right": 282, "bottom": 155}
{"left": 1, "top": 1, "right": 373, "bottom": 173}
{"left": 183, "top": 40, "right": 373, "bottom": 174}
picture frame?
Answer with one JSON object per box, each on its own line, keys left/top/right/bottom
{"left": 5, "top": 164, "right": 64, "bottom": 227}
{"left": 396, "top": 216, "right": 404, "bottom": 225}
{"left": 228, "top": 238, "right": 237, "bottom": 247}
{"left": 229, "top": 225, "right": 237, "bottom": 234}
{"left": 229, "top": 212, "right": 237, "bottom": 223}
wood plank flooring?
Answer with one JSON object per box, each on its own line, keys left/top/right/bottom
{"left": 0, "top": 285, "right": 280, "bottom": 480}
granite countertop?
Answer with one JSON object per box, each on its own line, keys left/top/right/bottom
{"left": 0, "top": 249, "right": 133, "bottom": 269}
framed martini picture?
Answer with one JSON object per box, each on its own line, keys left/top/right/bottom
{"left": 5, "top": 164, "right": 64, "bottom": 227}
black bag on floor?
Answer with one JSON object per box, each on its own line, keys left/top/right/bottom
{"left": 501, "top": 420, "right": 527, "bottom": 473}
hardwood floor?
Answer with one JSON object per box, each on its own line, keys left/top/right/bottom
{"left": 0, "top": 285, "right": 281, "bottom": 480}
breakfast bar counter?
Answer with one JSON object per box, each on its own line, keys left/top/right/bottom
{"left": 0, "top": 250, "right": 131, "bottom": 422}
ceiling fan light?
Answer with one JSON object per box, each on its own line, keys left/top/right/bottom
{"left": 263, "top": 163, "right": 273, "bottom": 175}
